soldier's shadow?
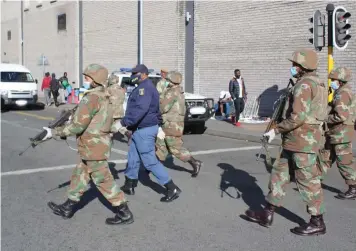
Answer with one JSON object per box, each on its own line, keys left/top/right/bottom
{"left": 47, "top": 162, "right": 124, "bottom": 214}
{"left": 163, "top": 156, "right": 192, "bottom": 175}
{"left": 218, "top": 163, "right": 306, "bottom": 226}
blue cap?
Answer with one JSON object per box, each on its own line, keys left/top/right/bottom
{"left": 132, "top": 64, "right": 149, "bottom": 74}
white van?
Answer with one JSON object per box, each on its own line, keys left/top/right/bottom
{"left": 0, "top": 63, "right": 38, "bottom": 108}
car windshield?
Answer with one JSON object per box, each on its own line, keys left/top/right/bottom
{"left": 1, "top": 71, "right": 35, "bottom": 83}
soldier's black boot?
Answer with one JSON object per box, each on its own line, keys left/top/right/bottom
{"left": 47, "top": 199, "right": 78, "bottom": 219}
{"left": 245, "top": 203, "right": 275, "bottom": 227}
{"left": 291, "top": 215, "right": 326, "bottom": 236}
{"left": 105, "top": 203, "right": 134, "bottom": 225}
{"left": 187, "top": 157, "right": 203, "bottom": 177}
{"left": 120, "top": 176, "right": 138, "bottom": 195}
{"left": 335, "top": 185, "right": 356, "bottom": 200}
{"left": 160, "top": 180, "right": 181, "bottom": 202}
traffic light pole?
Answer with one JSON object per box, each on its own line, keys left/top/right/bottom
{"left": 326, "top": 4, "right": 335, "bottom": 103}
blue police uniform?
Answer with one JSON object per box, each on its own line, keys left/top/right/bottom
{"left": 120, "top": 64, "right": 181, "bottom": 202}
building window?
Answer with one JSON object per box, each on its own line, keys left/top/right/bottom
{"left": 50, "top": 0, "right": 57, "bottom": 3}
{"left": 7, "top": 31, "right": 11, "bottom": 40}
{"left": 57, "top": 14, "right": 66, "bottom": 31}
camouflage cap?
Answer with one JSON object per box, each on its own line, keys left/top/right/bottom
{"left": 288, "top": 48, "right": 318, "bottom": 70}
{"left": 166, "top": 71, "right": 182, "bottom": 85}
{"left": 329, "top": 67, "right": 352, "bottom": 82}
{"left": 108, "top": 74, "right": 120, "bottom": 86}
{"left": 83, "top": 64, "right": 109, "bottom": 86}
{"left": 161, "top": 68, "right": 168, "bottom": 73}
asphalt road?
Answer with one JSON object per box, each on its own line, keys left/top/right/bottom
{"left": 1, "top": 106, "right": 356, "bottom": 251}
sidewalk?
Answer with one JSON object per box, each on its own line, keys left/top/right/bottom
{"left": 204, "top": 117, "right": 282, "bottom": 146}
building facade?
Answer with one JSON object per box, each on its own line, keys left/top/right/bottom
{"left": 1, "top": 0, "right": 355, "bottom": 116}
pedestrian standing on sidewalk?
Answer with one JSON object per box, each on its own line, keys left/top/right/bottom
{"left": 41, "top": 72, "right": 52, "bottom": 106}
{"left": 50, "top": 73, "right": 60, "bottom": 107}
{"left": 229, "top": 69, "right": 247, "bottom": 126}
{"left": 58, "top": 72, "right": 69, "bottom": 104}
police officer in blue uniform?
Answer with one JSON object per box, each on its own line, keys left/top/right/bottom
{"left": 113, "top": 64, "right": 181, "bottom": 202}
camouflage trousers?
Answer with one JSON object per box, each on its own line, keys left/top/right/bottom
{"left": 267, "top": 150, "right": 325, "bottom": 216}
{"left": 155, "top": 136, "right": 191, "bottom": 162}
{"left": 318, "top": 142, "right": 356, "bottom": 185}
{"left": 67, "top": 160, "right": 126, "bottom": 206}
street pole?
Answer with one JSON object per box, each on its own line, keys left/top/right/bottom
{"left": 20, "top": 0, "right": 24, "bottom": 65}
{"left": 326, "top": 3, "right": 335, "bottom": 103}
{"left": 138, "top": 0, "right": 143, "bottom": 64}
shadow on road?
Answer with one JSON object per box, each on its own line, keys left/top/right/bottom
{"left": 163, "top": 156, "right": 192, "bottom": 175}
{"left": 218, "top": 163, "right": 306, "bottom": 226}
{"left": 1, "top": 102, "right": 45, "bottom": 113}
{"left": 255, "top": 153, "right": 295, "bottom": 182}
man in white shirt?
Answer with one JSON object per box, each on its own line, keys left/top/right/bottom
{"left": 215, "top": 90, "right": 232, "bottom": 119}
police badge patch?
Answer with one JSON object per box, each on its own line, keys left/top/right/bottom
{"left": 139, "top": 88, "right": 144, "bottom": 96}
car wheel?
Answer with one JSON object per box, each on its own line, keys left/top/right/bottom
{"left": 191, "top": 122, "right": 206, "bottom": 134}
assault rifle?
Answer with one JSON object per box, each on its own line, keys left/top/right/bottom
{"left": 256, "top": 78, "right": 295, "bottom": 165}
{"left": 19, "top": 105, "right": 78, "bottom": 156}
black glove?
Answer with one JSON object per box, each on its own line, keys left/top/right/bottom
{"left": 125, "top": 131, "right": 132, "bottom": 146}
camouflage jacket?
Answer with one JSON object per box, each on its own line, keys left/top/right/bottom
{"left": 156, "top": 78, "right": 167, "bottom": 98}
{"left": 326, "top": 84, "right": 354, "bottom": 144}
{"left": 276, "top": 73, "right": 326, "bottom": 153}
{"left": 107, "top": 84, "right": 126, "bottom": 119}
{"left": 54, "top": 86, "right": 114, "bottom": 160}
{"left": 160, "top": 85, "right": 185, "bottom": 136}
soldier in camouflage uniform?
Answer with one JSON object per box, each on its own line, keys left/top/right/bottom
{"left": 156, "top": 71, "right": 203, "bottom": 177}
{"left": 107, "top": 73, "right": 131, "bottom": 141}
{"left": 320, "top": 67, "right": 356, "bottom": 200}
{"left": 156, "top": 68, "right": 169, "bottom": 98}
{"left": 244, "top": 49, "right": 329, "bottom": 236}
{"left": 42, "top": 64, "right": 134, "bottom": 225}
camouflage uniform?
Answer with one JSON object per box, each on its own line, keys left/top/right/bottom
{"left": 156, "top": 68, "right": 169, "bottom": 99}
{"left": 245, "top": 49, "right": 328, "bottom": 236}
{"left": 47, "top": 64, "right": 133, "bottom": 225}
{"left": 320, "top": 67, "right": 356, "bottom": 200}
{"left": 155, "top": 71, "right": 203, "bottom": 177}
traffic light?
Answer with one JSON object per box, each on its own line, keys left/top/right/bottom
{"left": 309, "top": 10, "right": 325, "bottom": 51}
{"left": 333, "top": 6, "right": 351, "bottom": 50}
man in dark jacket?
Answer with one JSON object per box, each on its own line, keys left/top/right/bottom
{"left": 229, "top": 69, "right": 247, "bottom": 126}
{"left": 50, "top": 73, "right": 60, "bottom": 107}
{"left": 112, "top": 64, "right": 181, "bottom": 203}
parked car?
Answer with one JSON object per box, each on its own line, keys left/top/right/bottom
{"left": 111, "top": 68, "right": 214, "bottom": 134}
{"left": 1, "top": 63, "right": 38, "bottom": 110}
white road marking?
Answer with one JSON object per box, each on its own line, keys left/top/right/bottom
{"left": 0, "top": 146, "right": 264, "bottom": 177}
{"left": 1, "top": 119, "right": 128, "bottom": 156}
{"left": 190, "top": 146, "right": 262, "bottom": 155}
{"left": 0, "top": 160, "right": 128, "bottom": 177}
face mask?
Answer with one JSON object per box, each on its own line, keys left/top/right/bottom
{"left": 330, "top": 81, "right": 339, "bottom": 90}
{"left": 290, "top": 67, "right": 298, "bottom": 77}
{"left": 131, "top": 73, "right": 141, "bottom": 84}
{"left": 83, "top": 81, "right": 91, "bottom": 89}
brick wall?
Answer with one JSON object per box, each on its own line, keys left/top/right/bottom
{"left": 141, "top": 0, "right": 186, "bottom": 87}
{"left": 1, "top": 0, "right": 21, "bottom": 64}
{"left": 194, "top": 0, "right": 356, "bottom": 116}
{"left": 82, "top": 1, "right": 138, "bottom": 73}
{"left": 22, "top": 0, "right": 78, "bottom": 95}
